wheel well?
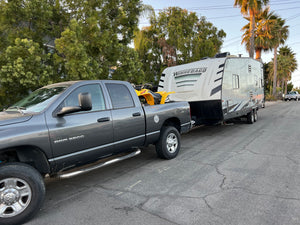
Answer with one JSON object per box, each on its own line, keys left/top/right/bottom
{"left": 162, "top": 117, "right": 181, "bottom": 133}
{"left": 0, "top": 146, "right": 50, "bottom": 175}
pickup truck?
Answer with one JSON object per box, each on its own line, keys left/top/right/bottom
{"left": 284, "top": 91, "right": 300, "bottom": 101}
{"left": 0, "top": 80, "right": 191, "bottom": 225}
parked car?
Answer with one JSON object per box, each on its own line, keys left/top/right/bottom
{"left": 0, "top": 80, "right": 191, "bottom": 225}
{"left": 284, "top": 91, "right": 300, "bottom": 101}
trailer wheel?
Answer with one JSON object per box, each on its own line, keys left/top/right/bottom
{"left": 156, "top": 126, "right": 181, "bottom": 159}
{"left": 253, "top": 109, "right": 258, "bottom": 122}
{"left": 0, "top": 163, "right": 45, "bottom": 225}
{"left": 247, "top": 110, "right": 254, "bottom": 124}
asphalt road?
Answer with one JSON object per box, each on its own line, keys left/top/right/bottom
{"left": 27, "top": 101, "right": 300, "bottom": 225}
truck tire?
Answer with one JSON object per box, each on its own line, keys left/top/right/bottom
{"left": 156, "top": 126, "right": 181, "bottom": 160}
{"left": 0, "top": 163, "right": 45, "bottom": 225}
{"left": 247, "top": 110, "right": 254, "bottom": 124}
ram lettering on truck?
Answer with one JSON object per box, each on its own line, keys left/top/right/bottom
{"left": 0, "top": 80, "right": 191, "bottom": 225}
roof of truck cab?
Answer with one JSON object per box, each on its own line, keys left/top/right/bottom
{"left": 42, "top": 80, "right": 81, "bottom": 89}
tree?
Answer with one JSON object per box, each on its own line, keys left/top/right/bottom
{"left": 54, "top": 0, "right": 144, "bottom": 80}
{"left": 241, "top": 7, "right": 277, "bottom": 60}
{"left": 0, "top": 0, "right": 145, "bottom": 109}
{"left": 271, "top": 18, "right": 289, "bottom": 96}
{"left": 0, "top": 38, "right": 53, "bottom": 109}
{"left": 134, "top": 7, "right": 226, "bottom": 83}
{"left": 110, "top": 46, "right": 145, "bottom": 84}
{"left": 234, "top": 0, "right": 269, "bottom": 58}
{"left": 54, "top": 19, "right": 100, "bottom": 81}
{"left": 268, "top": 46, "right": 297, "bottom": 95}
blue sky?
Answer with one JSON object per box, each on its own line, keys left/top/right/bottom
{"left": 140, "top": 0, "right": 300, "bottom": 87}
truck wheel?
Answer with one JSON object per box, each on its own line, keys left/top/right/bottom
{"left": 156, "top": 126, "right": 181, "bottom": 159}
{"left": 247, "top": 110, "right": 254, "bottom": 124}
{"left": 0, "top": 163, "right": 45, "bottom": 225}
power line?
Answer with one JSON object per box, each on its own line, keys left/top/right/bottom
{"left": 207, "top": 15, "right": 241, "bottom": 20}
{"left": 286, "top": 13, "right": 300, "bottom": 21}
{"left": 226, "top": 35, "right": 242, "bottom": 42}
{"left": 290, "top": 41, "right": 300, "bottom": 45}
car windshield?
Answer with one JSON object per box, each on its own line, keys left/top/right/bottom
{"left": 6, "top": 86, "right": 68, "bottom": 113}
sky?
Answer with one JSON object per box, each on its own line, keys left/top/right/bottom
{"left": 140, "top": 0, "right": 300, "bottom": 87}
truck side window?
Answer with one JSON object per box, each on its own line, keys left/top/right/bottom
{"left": 63, "top": 84, "right": 106, "bottom": 111}
{"left": 106, "top": 83, "right": 135, "bottom": 109}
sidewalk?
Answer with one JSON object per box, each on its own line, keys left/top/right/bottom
{"left": 265, "top": 100, "right": 281, "bottom": 107}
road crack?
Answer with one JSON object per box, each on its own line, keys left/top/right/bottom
{"left": 231, "top": 186, "right": 300, "bottom": 202}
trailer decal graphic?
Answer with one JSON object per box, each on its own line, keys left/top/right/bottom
{"left": 176, "top": 80, "right": 198, "bottom": 84}
{"left": 173, "top": 67, "right": 207, "bottom": 78}
{"left": 210, "top": 85, "right": 222, "bottom": 96}
{"left": 214, "top": 77, "right": 223, "bottom": 82}
{"left": 177, "top": 84, "right": 194, "bottom": 87}
{"left": 233, "top": 103, "right": 242, "bottom": 111}
{"left": 224, "top": 103, "right": 238, "bottom": 113}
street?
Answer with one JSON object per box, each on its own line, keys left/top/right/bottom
{"left": 27, "top": 101, "right": 300, "bottom": 225}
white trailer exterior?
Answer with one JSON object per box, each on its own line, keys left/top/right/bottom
{"left": 158, "top": 56, "right": 264, "bottom": 125}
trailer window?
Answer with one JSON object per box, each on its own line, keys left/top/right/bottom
{"left": 232, "top": 74, "right": 240, "bottom": 89}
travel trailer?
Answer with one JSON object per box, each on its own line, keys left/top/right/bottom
{"left": 158, "top": 54, "right": 264, "bottom": 125}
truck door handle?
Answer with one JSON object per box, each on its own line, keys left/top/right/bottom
{"left": 97, "top": 117, "right": 110, "bottom": 123}
{"left": 132, "top": 112, "right": 141, "bottom": 117}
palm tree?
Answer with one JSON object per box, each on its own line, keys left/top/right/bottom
{"left": 279, "top": 46, "right": 297, "bottom": 94}
{"left": 234, "top": 0, "right": 269, "bottom": 58}
{"left": 268, "top": 46, "right": 297, "bottom": 94}
{"left": 241, "top": 7, "right": 277, "bottom": 60}
{"left": 271, "top": 18, "right": 289, "bottom": 96}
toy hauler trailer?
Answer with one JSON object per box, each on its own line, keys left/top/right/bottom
{"left": 158, "top": 54, "right": 264, "bottom": 125}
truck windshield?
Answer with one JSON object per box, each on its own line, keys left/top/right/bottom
{"left": 6, "top": 86, "right": 67, "bottom": 113}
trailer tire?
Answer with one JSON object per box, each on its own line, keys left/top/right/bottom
{"left": 247, "top": 110, "right": 254, "bottom": 124}
{"left": 156, "top": 126, "right": 181, "bottom": 160}
{"left": 254, "top": 109, "right": 258, "bottom": 122}
{"left": 0, "top": 163, "right": 45, "bottom": 225}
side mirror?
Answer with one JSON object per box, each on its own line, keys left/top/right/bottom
{"left": 57, "top": 92, "right": 92, "bottom": 116}
{"left": 79, "top": 92, "right": 92, "bottom": 111}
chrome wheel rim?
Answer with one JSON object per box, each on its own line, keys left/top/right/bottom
{"left": 0, "top": 178, "right": 32, "bottom": 218}
{"left": 166, "top": 133, "right": 178, "bottom": 153}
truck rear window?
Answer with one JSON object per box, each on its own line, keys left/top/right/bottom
{"left": 105, "top": 83, "right": 135, "bottom": 109}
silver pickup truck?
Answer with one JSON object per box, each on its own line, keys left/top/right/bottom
{"left": 0, "top": 80, "right": 191, "bottom": 225}
{"left": 284, "top": 91, "right": 300, "bottom": 101}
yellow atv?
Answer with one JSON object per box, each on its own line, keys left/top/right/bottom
{"left": 135, "top": 89, "right": 175, "bottom": 105}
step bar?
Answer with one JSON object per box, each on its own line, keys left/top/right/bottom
{"left": 56, "top": 148, "right": 141, "bottom": 179}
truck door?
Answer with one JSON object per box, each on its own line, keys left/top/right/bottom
{"left": 105, "top": 82, "right": 145, "bottom": 153}
{"left": 46, "top": 83, "right": 113, "bottom": 170}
